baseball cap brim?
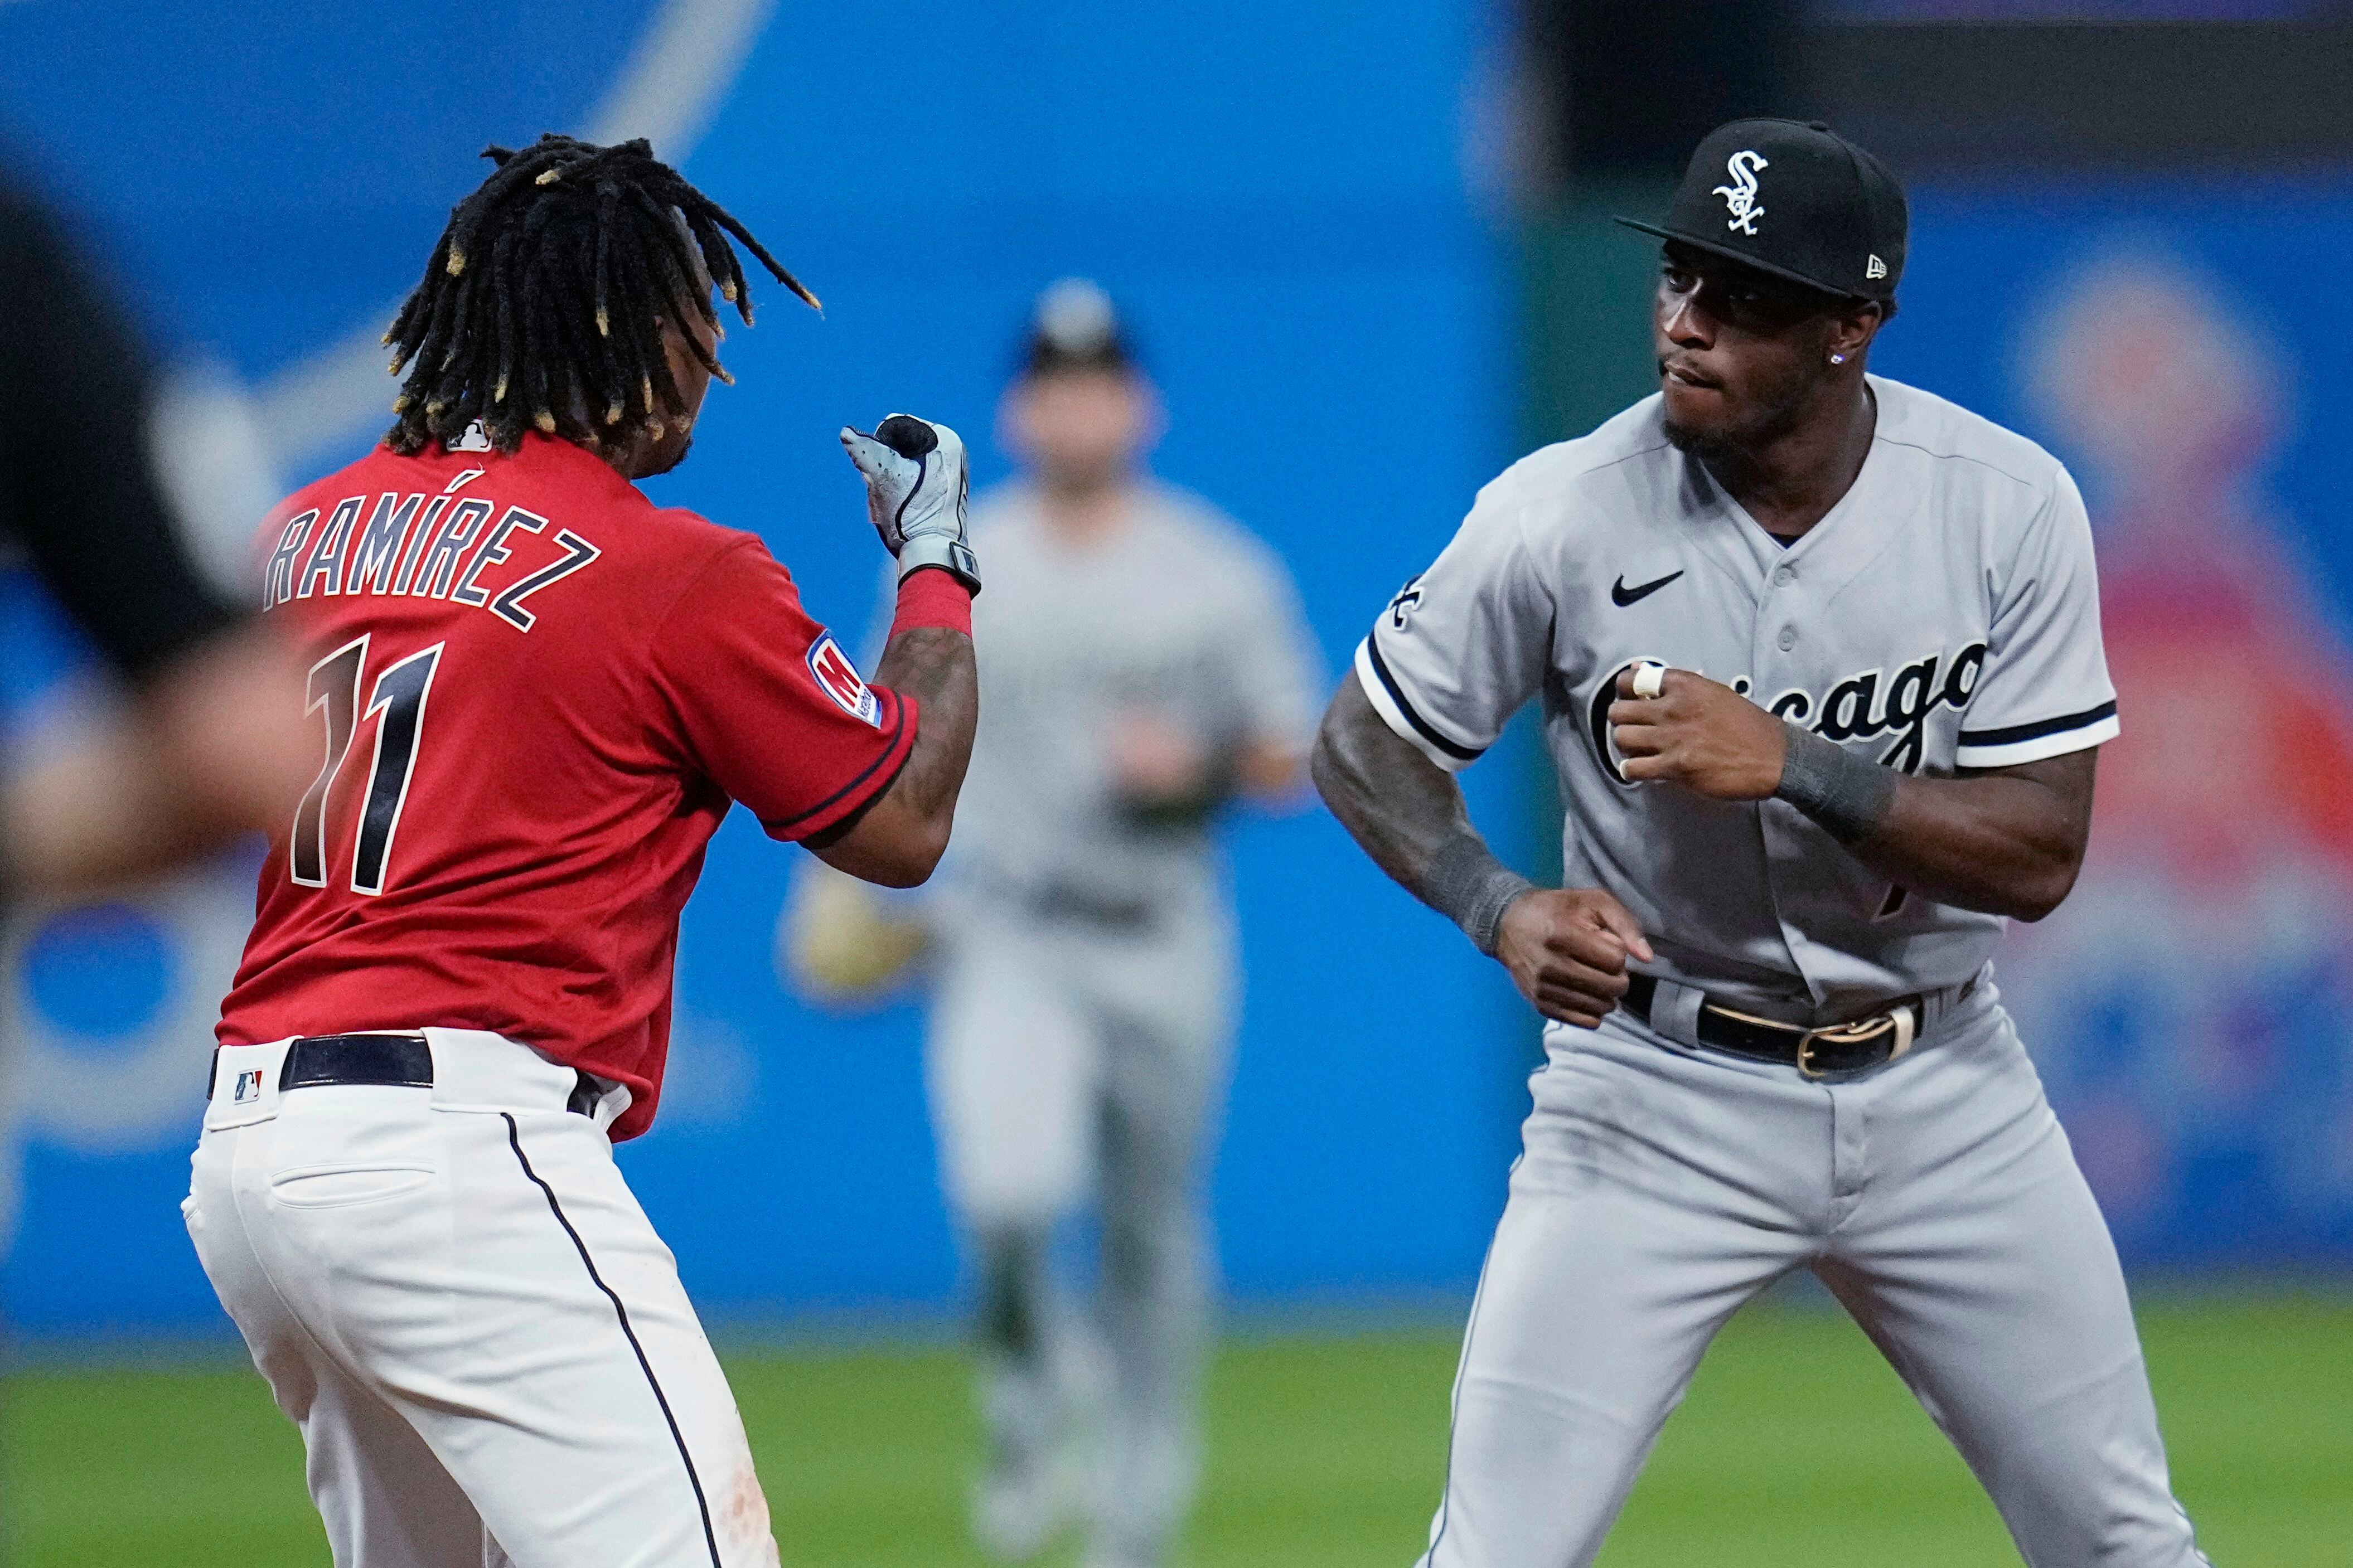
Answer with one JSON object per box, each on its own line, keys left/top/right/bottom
{"left": 1613, "top": 217, "right": 1858, "bottom": 302}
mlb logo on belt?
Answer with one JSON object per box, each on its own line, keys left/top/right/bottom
{"left": 233, "top": 1069, "right": 265, "bottom": 1104}
{"left": 806, "top": 633, "right": 882, "bottom": 727}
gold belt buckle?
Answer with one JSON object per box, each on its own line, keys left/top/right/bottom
{"left": 1795, "top": 1005, "right": 1917, "bottom": 1080}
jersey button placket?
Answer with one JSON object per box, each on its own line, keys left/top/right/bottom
{"left": 1751, "top": 587, "right": 1815, "bottom": 1011}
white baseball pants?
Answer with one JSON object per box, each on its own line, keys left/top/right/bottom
{"left": 186, "top": 1030, "right": 780, "bottom": 1568}
{"left": 1418, "top": 977, "right": 2210, "bottom": 1568}
{"left": 926, "top": 901, "right": 1234, "bottom": 1564}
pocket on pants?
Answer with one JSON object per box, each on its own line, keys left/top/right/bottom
{"left": 268, "top": 1164, "right": 437, "bottom": 1210}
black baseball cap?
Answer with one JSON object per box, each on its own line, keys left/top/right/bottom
{"left": 1018, "top": 276, "right": 1135, "bottom": 377}
{"left": 1616, "top": 119, "right": 1907, "bottom": 305}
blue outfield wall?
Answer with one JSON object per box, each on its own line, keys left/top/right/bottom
{"left": 4, "top": 3, "right": 2349, "bottom": 1339}
{"left": 0, "top": 0, "right": 1528, "bottom": 1337}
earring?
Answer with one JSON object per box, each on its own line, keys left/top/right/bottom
{"left": 1830, "top": 352, "right": 1847, "bottom": 365}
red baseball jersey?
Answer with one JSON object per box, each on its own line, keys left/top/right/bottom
{"left": 217, "top": 433, "right": 914, "bottom": 1139}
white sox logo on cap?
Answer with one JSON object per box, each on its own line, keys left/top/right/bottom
{"left": 1713, "top": 150, "right": 1768, "bottom": 236}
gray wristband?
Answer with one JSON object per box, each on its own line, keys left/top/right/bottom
{"left": 1425, "top": 836, "right": 1537, "bottom": 957}
{"left": 897, "top": 535, "right": 982, "bottom": 594}
{"left": 1775, "top": 722, "right": 1897, "bottom": 844}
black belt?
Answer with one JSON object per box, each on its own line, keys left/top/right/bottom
{"left": 975, "top": 873, "right": 1160, "bottom": 931}
{"left": 1624, "top": 974, "right": 1952, "bottom": 1079}
{"left": 214, "top": 1033, "right": 604, "bottom": 1116}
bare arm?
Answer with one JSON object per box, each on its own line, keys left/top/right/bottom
{"left": 811, "top": 414, "right": 985, "bottom": 888}
{"left": 1, "top": 626, "right": 312, "bottom": 896}
{"left": 1850, "top": 751, "right": 2093, "bottom": 919}
{"left": 1234, "top": 734, "right": 1309, "bottom": 801}
{"left": 805, "top": 616, "right": 977, "bottom": 888}
{"left": 1608, "top": 667, "right": 2097, "bottom": 920}
{"left": 1311, "top": 673, "right": 1477, "bottom": 891}
{"left": 1106, "top": 715, "right": 1310, "bottom": 826}
{"left": 1313, "top": 670, "right": 1652, "bottom": 1026}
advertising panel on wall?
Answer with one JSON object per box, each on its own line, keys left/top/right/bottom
{"left": 1887, "top": 172, "right": 2353, "bottom": 1270}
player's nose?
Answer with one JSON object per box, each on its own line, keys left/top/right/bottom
{"left": 1660, "top": 292, "right": 1713, "bottom": 348}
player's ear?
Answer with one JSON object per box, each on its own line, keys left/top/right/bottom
{"left": 1828, "top": 300, "right": 1884, "bottom": 367}
{"left": 1860, "top": 299, "right": 1889, "bottom": 344}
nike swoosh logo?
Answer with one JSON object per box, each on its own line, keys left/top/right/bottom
{"left": 1611, "top": 570, "right": 1684, "bottom": 607}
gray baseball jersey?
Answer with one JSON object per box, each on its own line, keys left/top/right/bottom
{"left": 942, "top": 477, "right": 1320, "bottom": 920}
{"left": 1376, "top": 377, "right": 2206, "bottom": 1568}
{"left": 1358, "top": 373, "right": 2118, "bottom": 1018}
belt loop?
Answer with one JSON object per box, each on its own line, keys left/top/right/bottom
{"left": 1923, "top": 963, "right": 1988, "bottom": 1032}
{"left": 1649, "top": 978, "right": 1707, "bottom": 1050}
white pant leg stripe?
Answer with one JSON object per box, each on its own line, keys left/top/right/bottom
{"left": 501, "top": 1113, "right": 722, "bottom": 1568}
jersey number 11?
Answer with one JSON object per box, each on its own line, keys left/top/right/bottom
{"left": 292, "top": 634, "right": 443, "bottom": 895}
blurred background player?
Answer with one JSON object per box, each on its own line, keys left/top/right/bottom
{"left": 1, "top": 150, "right": 311, "bottom": 1283}
{"left": 786, "top": 279, "right": 1321, "bottom": 1568}
{"left": 0, "top": 159, "right": 309, "bottom": 900}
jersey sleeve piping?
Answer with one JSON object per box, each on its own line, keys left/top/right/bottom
{"left": 1955, "top": 699, "right": 2119, "bottom": 769}
{"left": 1355, "top": 637, "right": 1484, "bottom": 772}
{"left": 758, "top": 688, "right": 918, "bottom": 840}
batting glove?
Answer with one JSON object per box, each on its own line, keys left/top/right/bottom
{"left": 839, "top": 414, "right": 980, "bottom": 593}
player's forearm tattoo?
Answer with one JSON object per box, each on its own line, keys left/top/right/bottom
{"left": 871, "top": 626, "right": 979, "bottom": 824}
{"left": 1312, "top": 674, "right": 1532, "bottom": 956}
{"left": 1775, "top": 722, "right": 1898, "bottom": 844}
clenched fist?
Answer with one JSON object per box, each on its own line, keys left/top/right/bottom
{"left": 840, "top": 414, "right": 981, "bottom": 591}
{"left": 1609, "top": 666, "right": 1786, "bottom": 800}
{"left": 1495, "top": 887, "right": 1655, "bottom": 1028}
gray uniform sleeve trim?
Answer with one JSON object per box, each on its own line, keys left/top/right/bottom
{"left": 1357, "top": 635, "right": 1486, "bottom": 766}
{"left": 1954, "top": 701, "right": 2120, "bottom": 769}
{"left": 1957, "top": 700, "right": 2117, "bottom": 750}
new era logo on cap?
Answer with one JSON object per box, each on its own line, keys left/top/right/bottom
{"left": 1867, "top": 254, "right": 1888, "bottom": 280}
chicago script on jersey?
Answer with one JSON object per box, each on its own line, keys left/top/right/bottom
{"left": 1587, "top": 641, "right": 1988, "bottom": 784}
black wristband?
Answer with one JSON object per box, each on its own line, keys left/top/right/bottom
{"left": 1425, "top": 836, "right": 1536, "bottom": 957}
{"left": 1775, "top": 722, "right": 1897, "bottom": 844}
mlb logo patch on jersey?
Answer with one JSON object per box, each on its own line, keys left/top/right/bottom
{"left": 806, "top": 634, "right": 882, "bottom": 727}
{"left": 233, "top": 1069, "right": 265, "bottom": 1104}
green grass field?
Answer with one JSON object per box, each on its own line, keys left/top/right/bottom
{"left": 8, "top": 1295, "right": 2347, "bottom": 1565}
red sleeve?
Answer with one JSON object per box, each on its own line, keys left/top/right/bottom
{"left": 648, "top": 538, "right": 917, "bottom": 841}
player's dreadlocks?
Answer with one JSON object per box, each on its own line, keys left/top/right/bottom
{"left": 382, "top": 134, "right": 817, "bottom": 457}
